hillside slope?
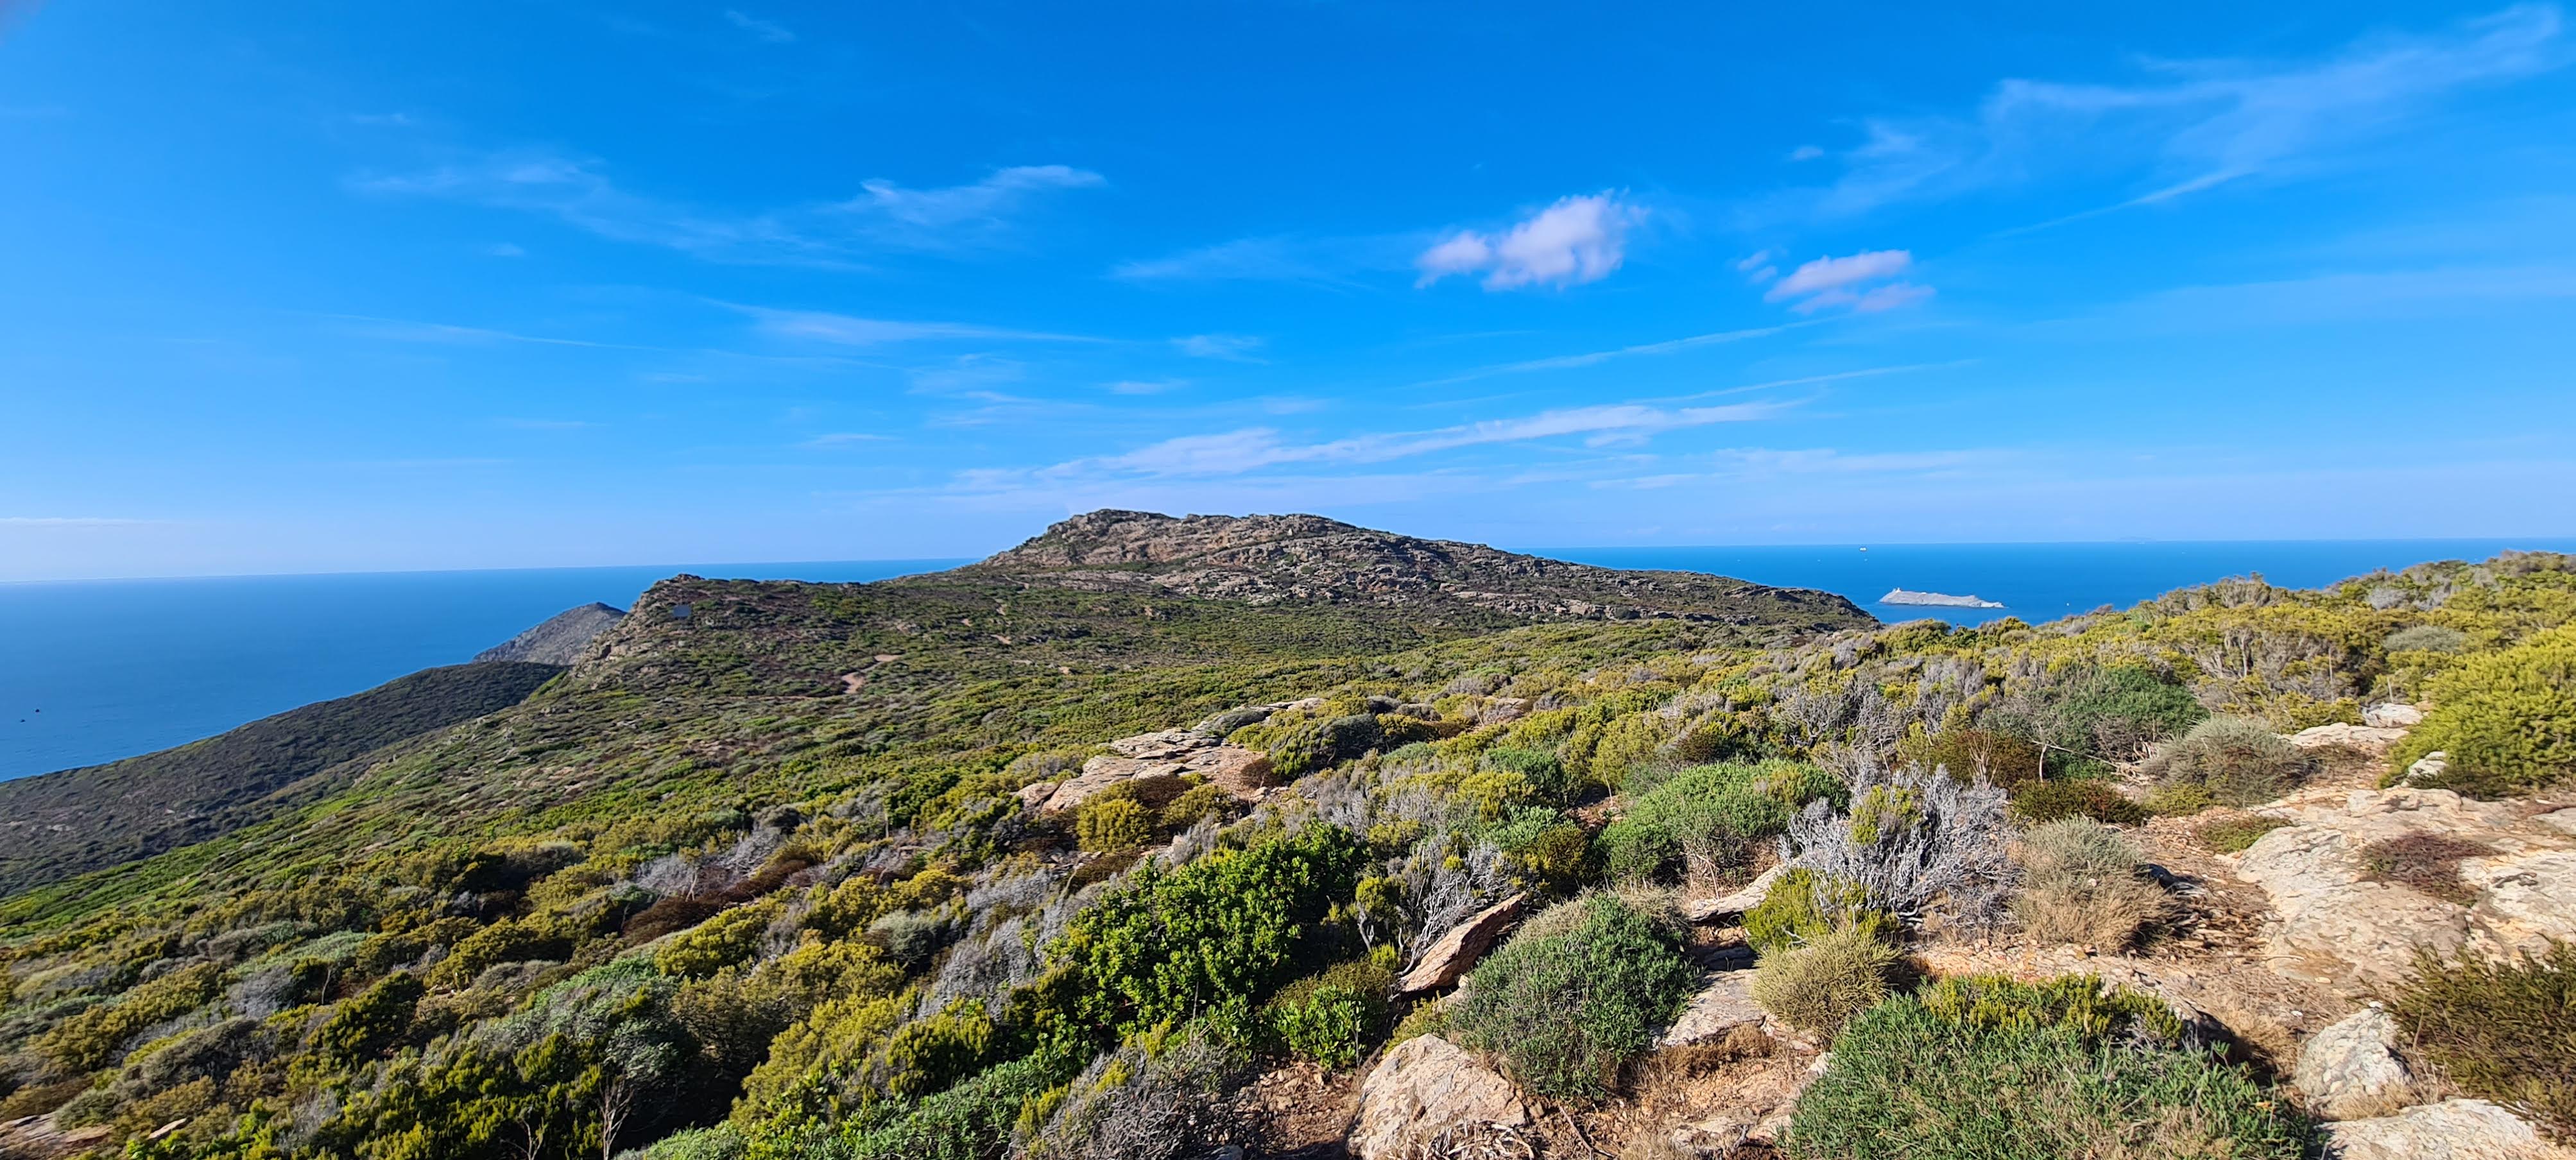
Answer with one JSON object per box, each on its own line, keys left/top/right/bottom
{"left": 0, "top": 660, "right": 563, "bottom": 896}
{"left": 474, "top": 602, "right": 626, "bottom": 665}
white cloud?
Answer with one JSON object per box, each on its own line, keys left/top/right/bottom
{"left": 1172, "top": 333, "right": 1266, "bottom": 361}
{"left": 483, "top": 242, "right": 526, "bottom": 258}
{"left": 355, "top": 154, "right": 1104, "bottom": 261}
{"left": 725, "top": 10, "right": 794, "bottom": 43}
{"left": 1787, "top": 144, "right": 1826, "bottom": 162}
{"left": 0, "top": 516, "right": 150, "bottom": 526}
{"left": 1416, "top": 193, "right": 1643, "bottom": 291}
{"left": 802, "top": 432, "right": 893, "bottom": 447}
{"left": 1105, "top": 379, "right": 1187, "bottom": 395}
{"left": 1761, "top": 250, "right": 1934, "bottom": 314}
{"left": 1783, "top": 5, "right": 2566, "bottom": 222}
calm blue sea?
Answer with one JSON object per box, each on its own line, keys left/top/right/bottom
{"left": 6, "top": 539, "right": 2571, "bottom": 783}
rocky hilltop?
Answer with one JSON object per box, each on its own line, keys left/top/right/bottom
{"left": 964, "top": 509, "right": 1868, "bottom": 626}
{"left": 474, "top": 601, "right": 626, "bottom": 665}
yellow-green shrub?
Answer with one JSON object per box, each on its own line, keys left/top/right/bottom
{"left": 2392, "top": 625, "right": 2576, "bottom": 796}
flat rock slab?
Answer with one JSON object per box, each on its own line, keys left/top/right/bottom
{"left": 1398, "top": 893, "right": 1524, "bottom": 994}
{"left": 2321, "top": 1099, "right": 2547, "bottom": 1160}
{"left": 2288, "top": 723, "right": 2410, "bottom": 751}
{"left": 1657, "top": 970, "right": 1766, "bottom": 1049}
{"left": 1349, "top": 1034, "right": 1527, "bottom": 1160}
{"left": 2236, "top": 789, "right": 2576, "bottom": 996}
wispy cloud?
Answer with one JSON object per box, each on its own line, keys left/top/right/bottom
{"left": 1412, "top": 321, "right": 1810, "bottom": 389}
{"left": 1171, "top": 333, "right": 1266, "bottom": 361}
{"left": 1048, "top": 398, "right": 1792, "bottom": 481}
{"left": 1110, "top": 234, "right": 1398, "bottom": 285}
{"left": 802, "top": 432, "right": 894, "bottom": 447}
{"left": 353, "top": 153, "right": 1104, "bottom": 262}
{"left": 734, "top": 305, "right": 1102, "bottom": 346}
{"left": 0, "top": 516, "right": 152, "bottom": 526}
{"left": 323, "top": 314, "right": 667, "bottom": 351}
{"left": 725, "top": 10, "right": 795, "bottom": 43}
{"left": 1776, "top": 5, "right": 2565, "bottom": 223}
{"left": 1417, "top": 193, "right": 1643, "bottom": 291}
{"left": 1760, "top": 250, "right": 1935, "bottom": 314}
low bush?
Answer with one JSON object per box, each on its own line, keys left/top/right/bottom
{"left": 1744, "top": 869, "right": 1887, "bottom": 954}
{"left": 1482, "top": 746, "right": 1576, "bottom": 805}
{"left": 2391, "top": 941, "right": 2576, "bottom": 1139}
{"left": 1749, "top": 926, "right": 1901, "bottom": 1036}
{"left": 2147, "top": 716, "right": 2312, "bottom": 806}
{"left": 1265, "top": 959, "right": 1394, "bottom": 1070}
{"left": 1787, "top": 976, "right": 2308, "bottom": 1159}
{"left": 1075, "top": 795, "right": 1152, "bottom": 853}
{"left": 2385, "top": 624, "right": 2471, "bottom": 654}
{"left": 1900, "top": 727, "right": 2043, "bottom": 789}
{"left": 2391, "top": 624, "right": 2576, "bottom": 797}
{"left": 2009, "top": 778, "right": 2145, "bottom": 824}
{"left": 2140, "top": 781, "right": 2217, "bottom": 817}
{"left": 2011, "top": 819, "right": 2165, "bottom": 950}
{"left": 1450, "top": 892, "right": 1699, "bottom": 1102}
{"left": 1781, "top": 766, "right": 2016, "bottom": 933}
{"left": 1600, "top": 761, "right": 1843, "bottom": 885}
{"left": 2360, "top": 832, "right": 2496, "bottom": 906}
{"left": 2194, "top": 814, "right": 2289, "bottom": 853}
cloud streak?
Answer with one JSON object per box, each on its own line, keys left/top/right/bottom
{"left": 1775, "top": 5, "right": 2566, "bottom": 223}
{"left": 353, "top": 154, "right": 1105, "bottom": 262}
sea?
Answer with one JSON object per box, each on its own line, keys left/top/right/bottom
{"left": 6, "top": 538, "right": 2571, "bottom": 783}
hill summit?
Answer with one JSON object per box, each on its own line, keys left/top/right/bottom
{"left": 965, "top": 509, "right": 1865, "bottom": 626}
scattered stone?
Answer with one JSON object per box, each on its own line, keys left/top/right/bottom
{"left": 1657, "top": 971, "right": 1765, "bottom": 1049}
{"left": 1478, "top": 697, "right": 1532, "bottom": 726}
{"left": 2288, "top": 723, "right": 2410, "bottom": 752}
{"left": 2236, "top": 789, "right": 2576, "bottom": 994}
{"left": 2403, "top": 751, "right": 2451, "bottom": 785}
{"left": 1684, "top": 864, "right": 1787, "bottom": 924}
{"left": 2294, "top": 1007, "right": 2413, "bottom": 1120}
{"left": 2364, "top": 703, "right": 2426, "bottom": 728}
{"left": 2321, "top": 1098, "right": 2545, "bottom": 1160}
{"left": 1398, "top": 894, "right": 1525, "bottom": 994}
{"left": 1348, "top": 1034, "right": 1528, "bottom": 1160}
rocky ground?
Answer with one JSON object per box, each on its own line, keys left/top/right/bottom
{"left": 1210, "top": 719, "right": 2576, "bottom": 1160}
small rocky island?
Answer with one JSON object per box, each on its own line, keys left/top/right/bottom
{"left": 1880, "top": 588, "right": 2007, "bottom": 609}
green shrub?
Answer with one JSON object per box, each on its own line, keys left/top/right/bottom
{"left": 311, "top": 972, "right": 425, "bottom": 1062}
{"left": 2392, "top": 624, "right": 2576, "bottom": 796}
{"left": 639, "top": 1124, "right": 748, "bottom": 1159}
{"left": 1265, "top": 960, "right": 1395, "bottom": 1070}
{"left": 1744, "top": 869, "right": 1887, "bottom": 954}
{"left": 2385, "top": 624, "right": 2470, "bottom": 654}
{"left": 1749, "top": 926, "right": 1901, "bottom": 1036}
{"left": 2391, "top": 941, "right": 2576, "bottom": 1139}
{"left": 1041, "top": 823, "right": 1366, "bottom": 1052}
{"left": 2140, "top": 781, "right": 2217, "bottom": 817}
{"left": 1158, "top": 782, "right": 1231, "bottom": 829}
{"left": 2195, "top": 814, "right": 2288, "bottom": 853}
{"left": 1267, "top": 714, "right": 1384, "bottom": 780}
{"left": 1599, "top": 761, "right": 1843, "bottom": 884}
{"left": 1450, "top": 893, "right": 1699, "bottom": 1102}
{"left": 1901, "top": 727, "right": 2043, "bottom": 789}
{"left": 2149, "top": 716, "right": 2312, "bottom": 806}
{"left": 1482, "top": 746, "right": 1576, "bottom": 804}
{"left": 37, "top": 962, "right": 223, "bottom": 1073}
{"left": 1076, "top": 796, "right": 1152, "bottom": 853}
{"left": 1787, "top": 979, "right": 2310, "bottom": 1159}
{"left": 2006, "top": 778, "right": 2145, "bottom": 824}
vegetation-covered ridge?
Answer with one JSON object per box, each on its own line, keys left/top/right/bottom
{"left": 0, "top": 534, "right": 2568, "bottom": 1159}
{"left": 0, "top": 661, "right": 565, "bottom": 897}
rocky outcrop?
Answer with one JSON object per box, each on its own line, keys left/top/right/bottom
{"left": 2236, "top": 789, "right": 2576, "bottom": 994}
{"left": 2288, "top": 722, "right": 2410, "bottom": 753}
{"left": 2321, "top": 1099, "right": 2546, "bottom": 1160}
{"left": 1349, "top": 1034, "right": 1528, "bottom": 1160}
{"left": 476, "top": 602, "right": 627, "bottom": 665}
{"left": 1397, "top": 894, "right": 1524, "bottom": 994}
{"left": 2295, "top": 1007, "right": 2413, "bottom": 1120}
{"left": 1024, "top": 729, "right": 1276, "bottom": 815}
{"left": 2364, "top": 703, "right": 2426, "bottom": 728}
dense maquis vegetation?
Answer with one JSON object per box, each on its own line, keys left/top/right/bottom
{"left": 1, "top": 518, "right": 2570, "bottom": 1159}
{"left": 0, "top": 661, "right": 566, "bottom": 896}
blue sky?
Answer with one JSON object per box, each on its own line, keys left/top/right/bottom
{"left": 4, "top": 1, "right": 2574, "bottom": 580}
